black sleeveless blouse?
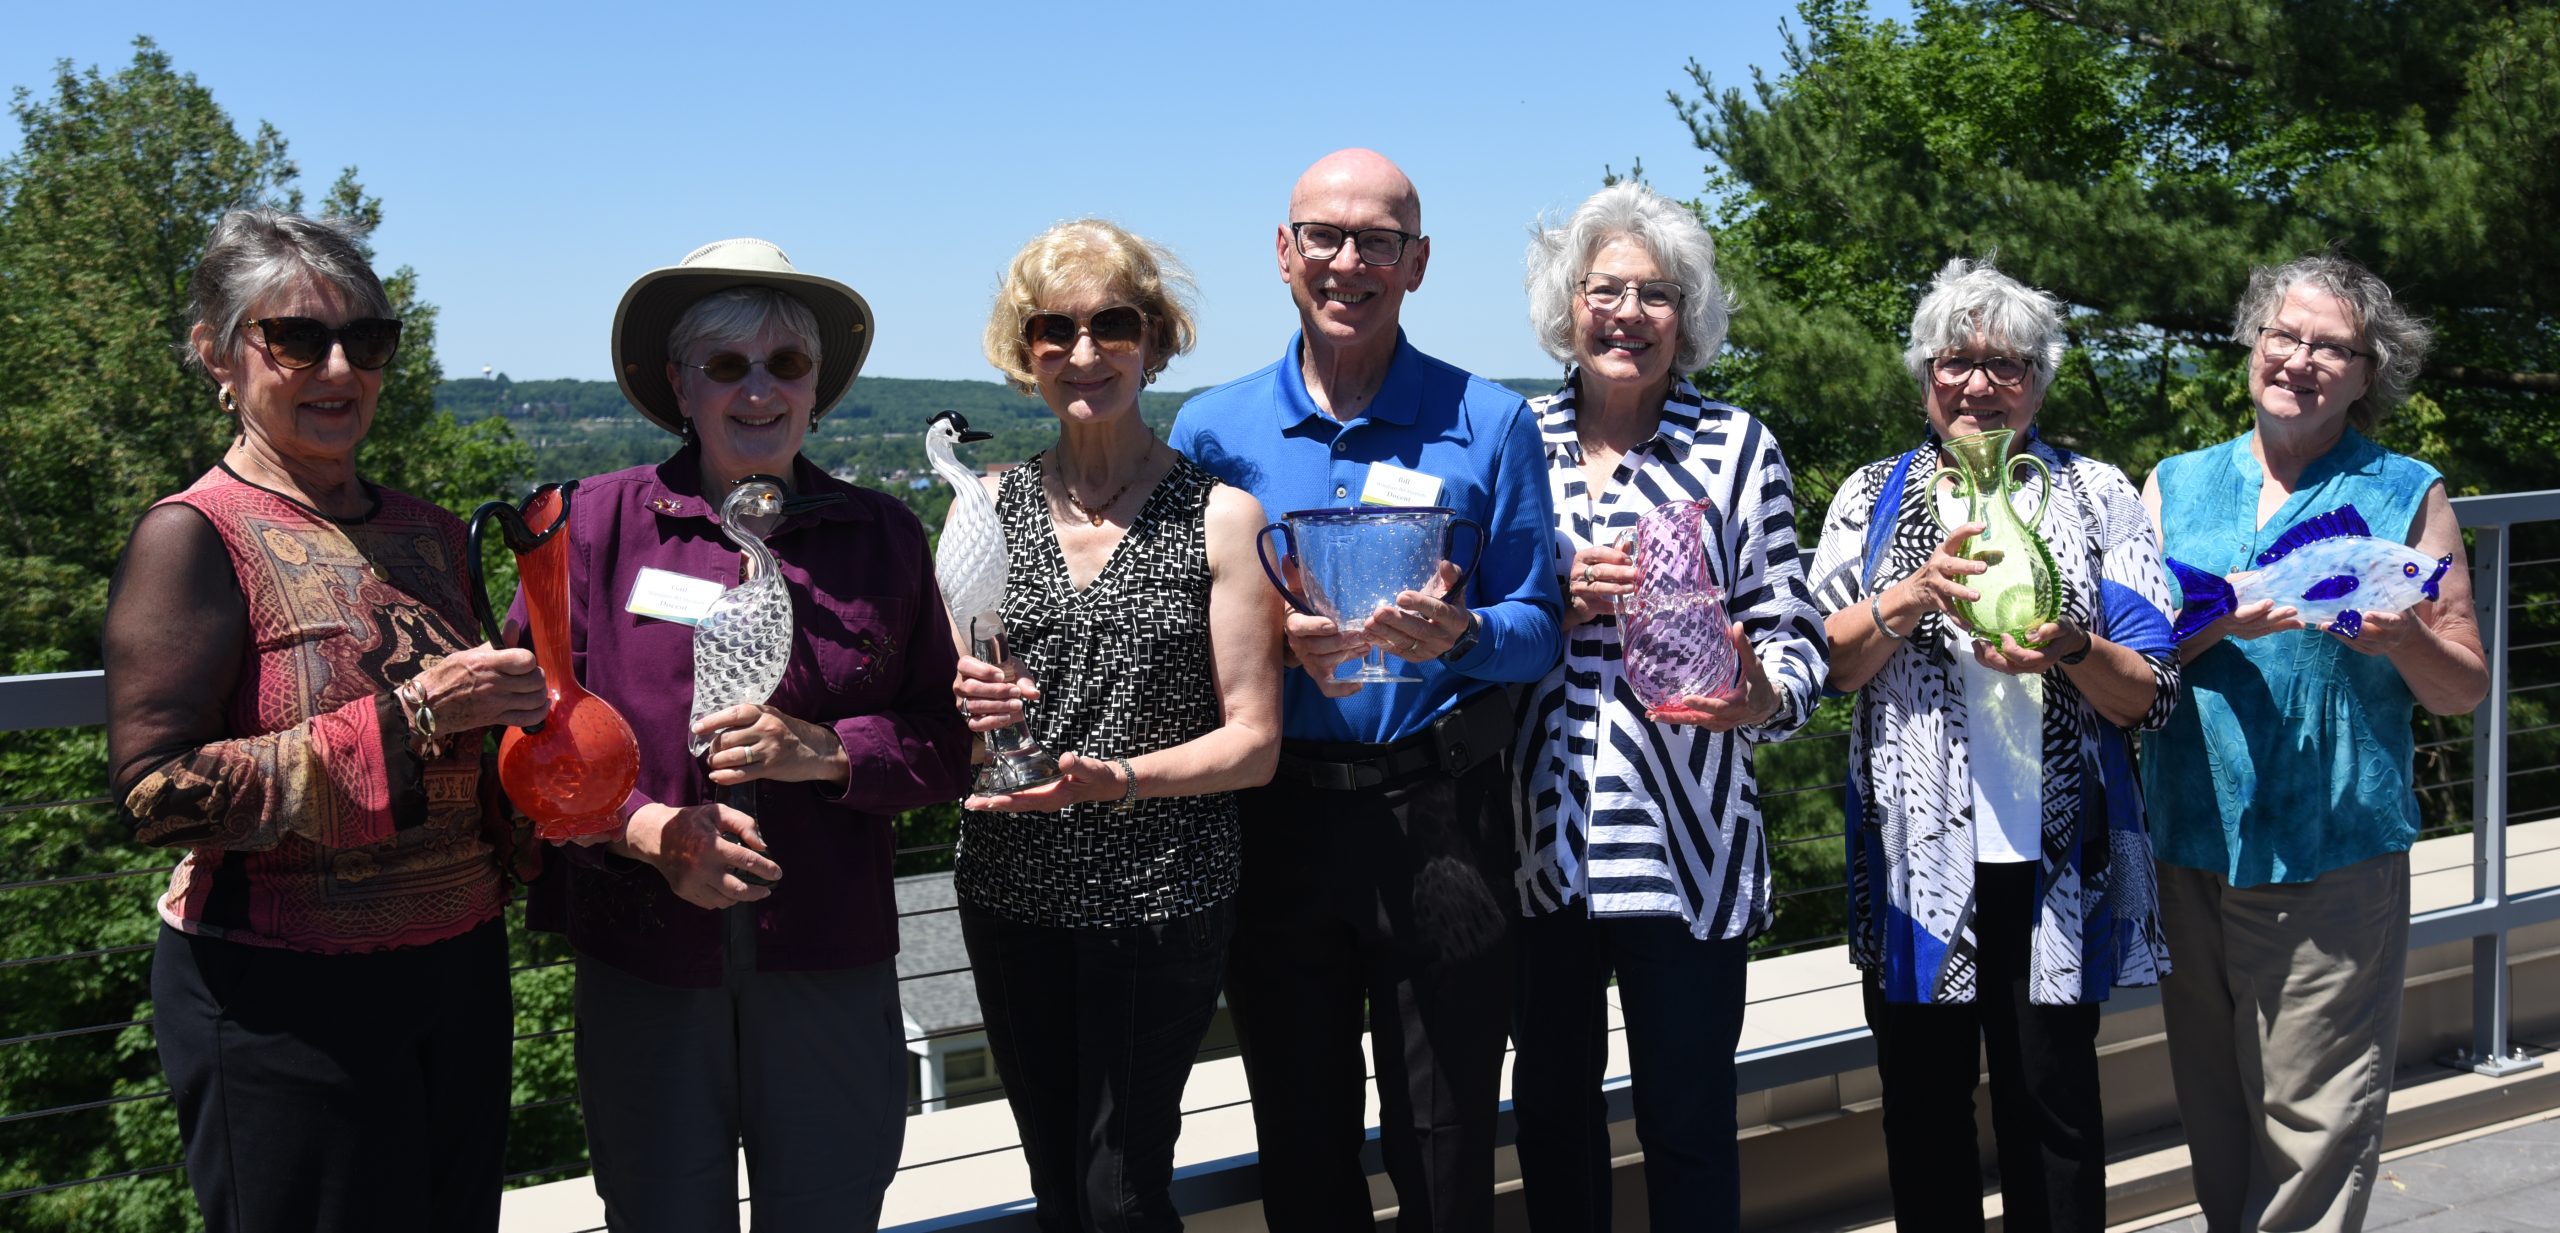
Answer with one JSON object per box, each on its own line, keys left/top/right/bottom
{"left": 953, "top": 452, "right": 1238, "bottom": 928}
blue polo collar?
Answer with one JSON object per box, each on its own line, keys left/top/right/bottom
{"left": 1272, "top": 328, "right": 1424, "bottom": 432}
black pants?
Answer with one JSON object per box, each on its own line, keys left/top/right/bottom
{"left": 962, "top": 900, "right": 1236, "bottom": 1233}
{"left": 151, "top": 919, "right": 511, "bottom": 1233}
{"left": 1512, "top": 911, "right": 1751, "bottom": 1233}
{"left": 1863, "top": 860, "right": 2105, "bottom": 1233}
{"left": 1224, "top": 751, "right": 1517, "bottom": 1233}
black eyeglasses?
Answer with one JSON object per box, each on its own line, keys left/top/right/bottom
{"left": 1579, "top": 273, "right": 1685, "bottom": 319}
{"left": 680, "top": 350, "right": 817, "bottom": 383}
{"left": 245, "top": 317, "right": 403, "bottom": 371}
{"left": 2257, "top": 327, "right": 2367, "bottom": 367}
{"left": 1289, "top": 222, "right": 1420, "bottom": 267}
{"left": 1929, "top": 355, "right": 2031, "bottom": 388}
{"left": 1022, "top": 306, "right": 1148, "bottom": 360}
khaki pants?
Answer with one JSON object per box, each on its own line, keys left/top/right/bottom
{"left": 2157, "top": 852, "right": 2411, "bottom": 1233}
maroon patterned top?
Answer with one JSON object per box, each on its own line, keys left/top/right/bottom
{"left": 106, "top": 467, "right": 505, "bottom": 953}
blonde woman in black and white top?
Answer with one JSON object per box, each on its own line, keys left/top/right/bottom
{"left": 946, "top": 219, "right": 1282, "bottom": 1233}
{"left": 1507, "top": 182, "right": 1828, "bottom": 1233}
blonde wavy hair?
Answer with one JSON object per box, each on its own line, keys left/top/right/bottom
{"left": 982, "top": 219, "right": 1197, "bottom": 395}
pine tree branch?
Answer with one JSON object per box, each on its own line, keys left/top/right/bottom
{"left": 2428, "top": 365, "right": 2560, "bottom": 395}
{"left": 2011, "top": 0, "right": 2255, "bottom": 78}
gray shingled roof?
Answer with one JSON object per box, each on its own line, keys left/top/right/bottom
{"left": 894, "top": 872, "right": 981, "bottom": 1037}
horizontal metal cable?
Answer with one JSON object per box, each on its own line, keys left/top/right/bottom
{"left": 0, "top": 864, "right": 175, "bottom": 895}
{"left": 0, "top": 1087, "right": 166, "bottom": 1127}
{"left": 1769, "top": 829, "right": 1848, "bottom": 850}
{"left": 1759, "top": 779, "right": 1854, "bottom": 802}
{"left": 1772, "top": 879, "right": 1849, "bottom": 903}
{"left": 894, "top": 840, "right": 958, "bottom": 859}
{"left": 0, "top": 1016, "right": 151, "bottom": 1050}
{"left": 0, "top": 794, "right": 110, "bottom": 817}
{"left": 0, "top": 941, "right": 151, "bottom": 971}
{"left": 0, "top": 1161, "right": 183, "bottom": 1203}
{"left": 897, "top": 901, "right": 959, "bottom": 920}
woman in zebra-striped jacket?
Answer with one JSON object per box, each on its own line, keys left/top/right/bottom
{"left": 1809, "top": 257, "right": 2180, "bottom": 1233}
{"left": 1506, "top": 182, "right": 1829, "bottom": 1233}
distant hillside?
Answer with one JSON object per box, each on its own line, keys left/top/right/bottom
{"left": 437, "top": 372, "right": 1559, "bottom": 525}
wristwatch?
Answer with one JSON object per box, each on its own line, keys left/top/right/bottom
{"left": 1437, "top": 608, "right": 1482, "bottom": 664}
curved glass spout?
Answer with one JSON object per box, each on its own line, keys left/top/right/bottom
{"left": 467, "top": 483, "right": 641, "bottom": 839}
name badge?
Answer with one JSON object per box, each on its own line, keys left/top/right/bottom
{"left": 625, "top": 567, "right": 725, "bottom": 626}
{"left": 1360, "top": 462, "right": 1443, "bottom": 507}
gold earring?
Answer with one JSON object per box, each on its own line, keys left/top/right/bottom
{"left": 219, "top": 386, "right": 238, "bottom": 414}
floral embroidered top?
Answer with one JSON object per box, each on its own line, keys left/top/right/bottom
{"left": 2141, "top": 429, "right": 2440, "bottom": 886}
{"left": 107, "top": 466, "right": 505, "bottom": 953}
{"left": 1809, "top": 436, "right": 2180, "bottom": 1005}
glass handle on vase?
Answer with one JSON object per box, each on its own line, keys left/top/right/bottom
{"left": 2007, "top": 452, "right": 2057, "bottom": 531}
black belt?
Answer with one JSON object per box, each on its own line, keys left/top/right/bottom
{"left": 1274, "top": 688, "right": 1514, "bottom": 792}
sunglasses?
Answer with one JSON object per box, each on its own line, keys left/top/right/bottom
{"left": 245, "top": 317, "right": 403, "bottom": 371}
{"left": 680, "top": 350, "right": 817, "bottom": 383}
{"left": 1022, "top": 306, "right": 1148, "bottom": 360}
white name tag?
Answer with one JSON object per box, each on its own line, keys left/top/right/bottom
{"left": 625, "top": 566, "right": 725, "bottom": 626}
{"left": 1359, "top": 462, "right": 1443, "bottom": 507}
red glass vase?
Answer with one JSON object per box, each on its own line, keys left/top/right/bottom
{"left": 468, "top": 483, "right": 640, "bottom": 840}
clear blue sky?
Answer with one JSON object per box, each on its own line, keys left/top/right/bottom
{"left": 7, "top": 1, "right": 1903, "bottom": 390}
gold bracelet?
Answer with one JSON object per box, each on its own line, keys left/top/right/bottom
{"left": 1869, "top": 592, "right": 1908, "bottom": 643}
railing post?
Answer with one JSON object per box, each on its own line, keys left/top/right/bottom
{"left": 2452, "top": 522, "right": 2538, "bottom": 1076}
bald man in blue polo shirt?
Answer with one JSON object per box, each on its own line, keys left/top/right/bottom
{"left": 1169, "top": 148, "right": 1564, "bottom": 1232}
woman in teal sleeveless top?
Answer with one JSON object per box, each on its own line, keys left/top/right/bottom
{"left": 2140, "top": 255, "right": 2487, "bottom": 1233}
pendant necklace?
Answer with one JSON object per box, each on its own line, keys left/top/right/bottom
{"left": 1060, "top": 475, "right": 1138, "bottom": 527}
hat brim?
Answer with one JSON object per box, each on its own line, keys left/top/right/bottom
{"left": 611, "top": 266, "right": 874, "bottom": 435}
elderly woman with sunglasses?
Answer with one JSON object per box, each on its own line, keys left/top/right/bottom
{"left": 520, "top": 238, "right": 974, "bottom": 1232}
{"left": 1503, "top": 182, "right": 1827, "bottom": 1233}
{"left": 2140, "top": 255, "right": 2485, "bottom": 1233}
{"left": 946, "top": 219, "right": 1282, "bottom": 1232}
{"left": 1807, "top": 258, "right": 2180, "bottom": 1233}
{"left": 102, "top": 210, "right": 546, "bottom": 1233}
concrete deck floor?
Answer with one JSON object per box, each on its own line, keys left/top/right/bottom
{"left": 2123, "top": 1108, "right": 2560, "bottom": 1232}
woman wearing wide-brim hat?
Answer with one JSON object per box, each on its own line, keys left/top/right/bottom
{"left": 517, "top": 237, "right": 974, "bottom": 1232}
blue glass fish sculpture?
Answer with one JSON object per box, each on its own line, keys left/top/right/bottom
{"left": 2168, "top": 505, "right": 2451, "bottom": 643}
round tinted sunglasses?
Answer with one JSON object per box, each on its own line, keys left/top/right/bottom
{"left": 245, "top": 317, "right": 403, "bottom": 371}
{"left": 1022, "top": 306, "right": 1148, "bottom": 361}
{"left": 679, "top": 350, "right": 817, "bottom": 383}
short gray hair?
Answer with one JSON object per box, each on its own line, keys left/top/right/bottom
{"left": 1524, "top": 182, "right": 1732, "bottom": 374}
{"left": 185, "top": 209, "right": 392, "bottom": 380}
{"left": 2230, "top": 253, "right": 2431, "bottom": 431}
{"left": 667, "top": 287, "right": 822, "bottom": 366}
{"left": 1903, "top": 257, "right": 2068, "bottom": 398}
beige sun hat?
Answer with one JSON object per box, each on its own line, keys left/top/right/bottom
{"left": 611, "top": 237, "right": 874, "bottom": 434}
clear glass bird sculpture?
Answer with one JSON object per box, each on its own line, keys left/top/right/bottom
{"left": 925, "top": 410, "right": 1061, "bottom": 792}
{"left": 690, "top": 479, "right": 794, "bottom": 756}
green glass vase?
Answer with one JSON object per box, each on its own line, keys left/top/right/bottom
{"left": 1928, "top": 429, "right": 2062, "bottom": 647}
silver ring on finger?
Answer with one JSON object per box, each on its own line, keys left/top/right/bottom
{"left": 1581, "top": 564, "right": 1595, "bottom": 585}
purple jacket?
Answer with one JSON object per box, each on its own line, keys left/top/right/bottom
{"left": 522, "top": 447, "right": 972, "bottom": 987}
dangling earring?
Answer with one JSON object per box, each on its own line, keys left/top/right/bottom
{"left": 219, "top": 386, "right": 238, "bottom": 414}
{"left": 1144, "top": 370, "right": 1159, "bottom": 386}
{"left": 680, "top": 415, "right": 699, "bottom": 444}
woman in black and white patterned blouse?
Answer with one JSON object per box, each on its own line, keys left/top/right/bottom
{"left": 1507, "top": 182, "right": 1829, "bottom": 1233}
{"left": 946, "top": 219, "right": 1282, "bottom": 1233}
{"left": 1808, "top": 258, "right": 2178, "bottom": 1233}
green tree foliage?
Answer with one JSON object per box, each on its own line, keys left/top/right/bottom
{"left": 1677, "top": 0, "right": 2557, "bottom": 508}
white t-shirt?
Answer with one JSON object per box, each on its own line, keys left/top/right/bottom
{"left": 1959, "top": 653, "right": 2044, "bottom": 863}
